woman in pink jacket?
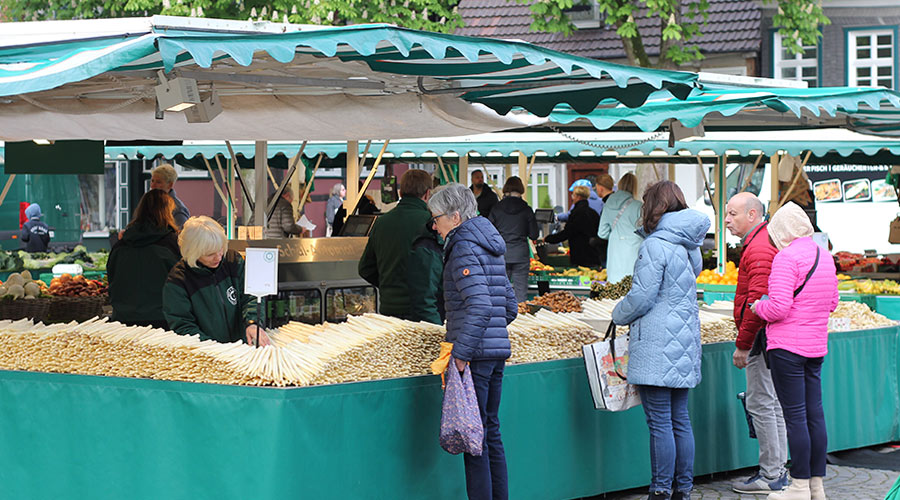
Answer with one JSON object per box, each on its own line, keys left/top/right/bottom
{"left": 750, "top": 202, "right": 838, "bottom": 500}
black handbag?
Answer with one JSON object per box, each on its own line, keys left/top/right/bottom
{"left": 749, "top": 247, "right": 821, "bottom": 367}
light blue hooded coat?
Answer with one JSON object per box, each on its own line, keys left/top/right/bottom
{"left": 597, "top": 190, "right": 643, "bottom": 284}
{"left": 611, "top": 209, "right": 709, "bottom": 388}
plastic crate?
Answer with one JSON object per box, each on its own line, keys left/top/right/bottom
{"left": 697, "top": 284, "right": 737, "bottom": 292}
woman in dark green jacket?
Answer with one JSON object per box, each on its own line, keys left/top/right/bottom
{"left": 163, "top": 216, "right": 267, "bottom": 345}
{"left": 108, "top": 189, "right": 181, "bottom": 329}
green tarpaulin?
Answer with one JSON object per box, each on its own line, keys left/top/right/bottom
{"left": 0, "top": 327, "right": 896, "bottom": 499}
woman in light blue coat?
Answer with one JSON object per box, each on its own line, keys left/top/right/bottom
{"left": 597, "top": 173, "right": 643, "bottom": 284}
{"left": 611, "top": 181, "right": 709, "bottom": 500}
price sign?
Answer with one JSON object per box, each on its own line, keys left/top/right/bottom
{"left": 244, "top": 247, "right": 279, "bottom": 298}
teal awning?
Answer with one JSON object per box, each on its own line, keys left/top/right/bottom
{"left": 548, "top": 85, "right": 900, "bottom": 135}
{"left": 0, "top": 16, "right": 698, "bottom": 142}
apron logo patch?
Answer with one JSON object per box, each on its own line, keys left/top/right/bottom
{"left": 462, "top": 268, "right": 470, "bottom": 276}
{"left": 226, "top": 286, "right": 238, "bottom": 305}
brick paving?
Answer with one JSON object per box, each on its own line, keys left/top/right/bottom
{"left": 594, "top": 464, "right": 898, "bottom": 499}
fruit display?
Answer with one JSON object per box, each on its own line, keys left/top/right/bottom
{"left": 589, "top": 275, "right": 632, "bottom": 299}
{"left": 834, "top": 251, "right": 886, "bottom": 273}
{"left": 0, "top": 247, "right": 109, "bottom": 272}
{"left": 696, "top": 261, "right": 739, "bottom": 285}
{"left": 529, "top": 259, "right": 554, "bottom": 272}
{"left": 839, "top": 279, "right": 900, "bottom": 295}
{"left": 0, "top": 271, "right": 49, "bottom": 300}
{"left": 836, "top": 274, "right": 853, "bottom": 281}
{"left": 49, "top": 274, "right": 108, "bottom": 297}
{"left": 552, "top": 266, "right": 606, "bottom": 282}
{"left": 521, "top": 291, "right": 583, "bottom": 313}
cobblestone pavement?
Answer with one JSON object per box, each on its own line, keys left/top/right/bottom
{"left": 595, "top": 464, "right": 898, "bottom": 499}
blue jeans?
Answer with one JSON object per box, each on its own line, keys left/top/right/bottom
{"left": 464, "top": 359, "right": 508, "bottom": 500}
{"left": 768, "top": 349, "right": 827, "bottom": 479}
{"left": 638, "top": 385, "right": 695, "bottom": 495}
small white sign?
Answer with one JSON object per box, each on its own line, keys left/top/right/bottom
{"left": 828, "top": 317, "right": 852, "bottom": 332}
{"left": 244, "top": 247, "right": 279, "bottom": 298}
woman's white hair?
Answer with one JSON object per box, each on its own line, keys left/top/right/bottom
{"left": 179, "top": 216, "right": 227, "bottom": 268}
{"left": 427, "top": 183, "right": 477, "bottom": 221}
{"left": 331, "top": 183, "right": 345, "bottom": 197}
{"left": 152, "top": 164, "right": 178, "bottom": 186}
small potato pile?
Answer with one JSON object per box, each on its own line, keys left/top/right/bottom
{"left": 49, "top": 274, "right": 107, "bottom": 297}
{"left": 521, "top": 291, "right": 583, "bottom": 313}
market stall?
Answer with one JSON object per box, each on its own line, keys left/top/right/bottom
{"left": 0, "top": 302, "right": 896, "bottom": 499}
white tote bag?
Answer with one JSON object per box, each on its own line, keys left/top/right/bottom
{"left": 583, "top": 322, "right": 641, "bottom": 411}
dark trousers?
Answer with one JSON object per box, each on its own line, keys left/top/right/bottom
{"left": 464, "top": 359, "right": 508, "bottom": 500}
{"left": 505, "top": 262, "right": 529, "bottom": 303}
{"left": 768, "top": 349, "right": 827, "bottom": 479}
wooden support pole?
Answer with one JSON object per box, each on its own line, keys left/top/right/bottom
{"left": 201, "top": 155, "right": 230, "bottom": 207}
{"left": 517, "top": 151, "right": 528, "bottom": 185}
{"left": 0, "top": 174, "right": 16, "bottom": 207}
{"left": 769, "top": 153, "right": 781, "bottom": 217}
{"left": 436, "top": 156, "right": 450, "bottom": 184}
{"left": 225, "top": 141, "right": 254, "bottom": 212}
{"left": 254, "top": 141, "right": 267, "bottom": 227}
{"left": 213, "top": 154, "right": 237, "bottom": 209}
{"left": 351, "top": 140, "right": 390, "bottom": 215}
{"left": 345, "top": 140, "right": 360, "bottom": 215}
{"left": 459, "top": 155, "right": 469, "bottom": 186}
{"left": 774, "top": 151, "right": 812, "bottom": 213}
{"left": 697, "top": 157, "right": 716, "bottom": 218}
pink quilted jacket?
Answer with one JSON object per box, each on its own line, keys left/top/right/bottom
{"left": 754, "top": 237, "right": 839, "bottom": 358}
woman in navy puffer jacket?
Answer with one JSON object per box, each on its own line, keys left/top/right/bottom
{"left": 612, "top": 181, "right": 710, "bottom": 500}
{"left": 428, "top": 183, "right": 518, "bottom": 500}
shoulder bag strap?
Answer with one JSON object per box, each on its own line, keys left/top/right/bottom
{"left": 793, "top": 247, "right": 821, "bottom": 298}
{"left": 609, "top": 198, "right": 636, "bottom": 233}
{"left": 604, "top": 321, "right": 628, "bottom": 381}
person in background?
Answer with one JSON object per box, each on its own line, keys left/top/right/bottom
{"left": 597, "top": 173, "right": 643, "bottom": 284}
{"left": 325, "top": 183, "right": 346, "bottom": 237}
{"left": 725, "top": 192, "right": 790, "bottom": 495}
{"left": 408, "top": 216, "right": 445, "bottom": 325}
{"left": 108, "top": 190, "right": 181, "bottom": 329}
{"left": 20, "top": 203, "right": 50, "bottom": 252}
{"left": 750, "top": 202, "right": 839, "bottom": 500}
{"left": 591, "top": 173, "right": 616, "bottom": 267}
{"left": 163, "top": 216, "right": 268, "bottom": 346}
{"left": 264, "top": 187, "right": 303, "bottom": 239}
{"left": 557, "top": 178, "right": 603, "bottom": 222}
{"left": 611, "top": 181, "right": 709, "bottom": 500}
{"left": 428, "top": 183, "right": 517, "bottom": 500}
{"left": 359, "top": 169, "right": 434, "bottom": 320}
{"left": 356, "top": 180, "right": 379, "bottom": 215}
{"left": 488, "top": 176, "right": 539, "bottom": 302}
{"left": 470, "top": 169, "right": 499, "bottom": 218}
{"left": 150, "top": 164, "right": 190, "bottom": 229}
{"left": 543, "top": 185, "right": 600, "bottom": 268}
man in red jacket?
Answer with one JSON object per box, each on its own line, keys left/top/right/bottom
{"left": 726, "top": 192, "right": 790, "bottom": 494}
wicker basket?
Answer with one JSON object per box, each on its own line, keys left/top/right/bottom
{"left": 47, "top": 294, "right": 107, "bottom": 324}
{"left": 0, "top": 297, "right": 52, "bottom": 322}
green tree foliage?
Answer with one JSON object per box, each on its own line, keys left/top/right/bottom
{"left": 515, "top": 0, "right": 830, "bottom": 68}
{"left": 0, "top": 0, "right": 464, "bottom": 34}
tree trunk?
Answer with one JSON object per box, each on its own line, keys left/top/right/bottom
{"left": 617, "top": 23, "right": 652, "bottom": 68}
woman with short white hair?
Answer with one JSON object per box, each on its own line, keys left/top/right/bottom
{"left": 325, "top": 183, "right": 346, "bottom": 237}
{"left": 429, "top": 183, "right": 517, "bottom": 499}
{"left": 150, "top": 163, "right": 191, "bottom": 228}
{"left": 163, "top": 216, "right": 269, "bottom": 345}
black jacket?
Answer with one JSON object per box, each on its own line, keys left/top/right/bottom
{"left": 108, "top": 224, "right": 181, "bottom": 328}
{"left": 471, "top": 185, "right": 499, "bottom": 218}
{"left": 21, "top": 219, "right": 50, "bottom": 252}
{"left": 488, "top": 196, "right": 539, "bottom": 264}
{"left": 545, "top": 199, "right": 601, "bottom": 267}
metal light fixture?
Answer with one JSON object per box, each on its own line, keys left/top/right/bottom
{"left": 184, "top": 88, "right": 223, "bottom": 123}
{"left": 154, "top": 70, "right": 200, "bottom": 112}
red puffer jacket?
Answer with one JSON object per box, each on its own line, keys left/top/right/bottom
{"left": 733, "top": 222, "right": 778, "bottom": 350}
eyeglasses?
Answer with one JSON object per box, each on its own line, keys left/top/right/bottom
{"left": 429, "top": 213, "right": 447, "bottom": 226}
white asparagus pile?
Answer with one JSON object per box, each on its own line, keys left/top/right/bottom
{"left": 830, "top": 301, "right": 897, "bottom": 330}
{"left": 507, "top": 310, "right": 600, "bottom": 364}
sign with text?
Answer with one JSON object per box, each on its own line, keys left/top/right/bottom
{"left": 804, "top": 164, "right": 896, "bottom": 203}
{"left": 244, "top": 247, "right": 279, "bottom": 298}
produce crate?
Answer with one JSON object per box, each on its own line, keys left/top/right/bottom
{"left": 839, "top": 293, "right": 879, "bottom": 311}
{"left": 528, "top": 275, "right": 591, "bottom": 287}
{"left": 697, "top": 284, "right": 737, "bottom": 292}
{"left": 0, "top": 297, "right": 51, "bottom": 322}
{"left": 875, "top": 296, "right": 900, "bottom": 321}
{"left": 46, "top": 295, "right": 107, "bottom": 324}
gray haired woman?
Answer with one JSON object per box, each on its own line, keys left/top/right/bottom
{"left": 429, "top": 183, "right": 517, "bottom": 500}
{"left": 325, "top": 183, "right": 346, "bottom": 237}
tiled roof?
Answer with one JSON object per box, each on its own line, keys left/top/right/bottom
{"left": 456, "top": 0, "right": 761, "bottom": 60}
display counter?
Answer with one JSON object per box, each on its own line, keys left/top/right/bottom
{"left": 1, "top": 326, "right": 897, "bottom": 500}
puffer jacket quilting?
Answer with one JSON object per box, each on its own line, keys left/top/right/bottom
{"left": 611, "top": 209, "right": 709, "bottom": 388}
{"left": 443, "top": 216, "right": 517, "bottom": 362}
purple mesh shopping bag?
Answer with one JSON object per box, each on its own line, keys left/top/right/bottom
{"left": 439, "top": 359, "right": 483, "bottom": 456}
